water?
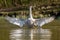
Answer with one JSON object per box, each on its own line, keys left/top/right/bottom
{"left": 10, "top": 28, "right": 51, "bottom": 40}
{"left": 0, "top": 27, "right": 60, "bottom": 40}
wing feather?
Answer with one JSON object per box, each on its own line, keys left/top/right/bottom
{"left": 34, "top": 16, "right": 55, "bottom": 27}
{"left": 5, "top": 16, "right": 26, "bottom": 27}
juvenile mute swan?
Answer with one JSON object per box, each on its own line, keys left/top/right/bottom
{"left": 5, "top": 6, "right": 55, "bottom": 27}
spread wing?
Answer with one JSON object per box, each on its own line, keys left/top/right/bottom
{"left": 34, "top": 16, "right": 55, "bottom": 27}
{"left": 5, "top": 16, "right": 26, "bottom": 27}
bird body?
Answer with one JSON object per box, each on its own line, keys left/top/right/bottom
{"left": 5, "top": 6, "right": 55, "bottom": 27}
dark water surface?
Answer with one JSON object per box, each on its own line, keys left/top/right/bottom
{"left": 0, "top": 27, "right": 60, "bottom": 40}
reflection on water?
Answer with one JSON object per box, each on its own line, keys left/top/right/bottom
{"left": 10, "top": 28, "right": 52, "bottom": 40}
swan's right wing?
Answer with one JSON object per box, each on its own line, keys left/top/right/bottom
{"left": 34, "top": 18, "right": 46, "bottom": 27}
{"left": 5, "top": 16, "right": 26, "bottom": 27}
{"left": 34, "top": 16, "right": 55, "bottom": 27}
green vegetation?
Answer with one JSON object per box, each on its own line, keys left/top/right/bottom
{"left": 0, "top": 0, "right": 60, "bottom": 8}
{"left": 0, "top": 0, "right": 60, "bottom": 17}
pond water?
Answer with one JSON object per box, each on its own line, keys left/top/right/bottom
{"left": 0, "top": 27, "right": 60, "bottom": 40}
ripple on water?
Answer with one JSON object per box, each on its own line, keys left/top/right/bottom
{"left": 9, "top": 28, "right": 52, "bottom": 40}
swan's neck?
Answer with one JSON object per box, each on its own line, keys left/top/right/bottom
{"left": 29, "top": 6, "right": 33, "bottom": 20}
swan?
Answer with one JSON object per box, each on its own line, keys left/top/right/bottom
{"left": 5, "top": 6, "right": 55, "bottom": 27}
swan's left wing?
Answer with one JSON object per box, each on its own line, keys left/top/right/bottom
{"left": 34, "top": 16, "right": 55, "bottom": 27}
{"left": 5, "top": 16, "right": 26, "bottom": 27}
